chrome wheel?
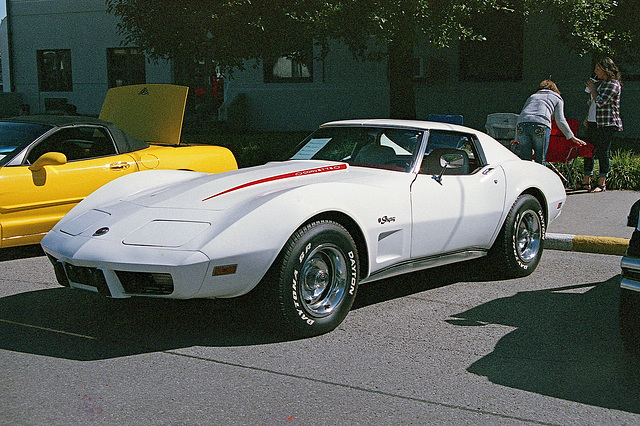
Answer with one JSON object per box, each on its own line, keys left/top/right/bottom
{"left": 487, "top": 194, "right": 545, "bottom": 278}
{"left": 298, "top": 243, "right": 348, "bottom": 317}
{"left": 274, "top": 220, "right": 359, "bottom": 337}
{"left": 515, "top": 208, "right": 542, "bottom": 263}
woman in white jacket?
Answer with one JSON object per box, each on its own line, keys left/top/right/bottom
{"left": 514, "top": 80, "right": 585, "bottom": 165}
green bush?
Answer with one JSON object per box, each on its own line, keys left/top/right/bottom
{"left": 563, "top": 149, "right": 640, "bottom": 191}
{"left": 608, "top": 150, "right": 640, "bottom": 190}
{"left": 181, "top": 126, "right": 307, "bottom": 168}
{"left": 183, "top": 124, "right": 640, "bottom": 190}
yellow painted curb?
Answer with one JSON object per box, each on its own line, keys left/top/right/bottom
{"left": 572, "top": 235, "right": 630, "bottom": 256}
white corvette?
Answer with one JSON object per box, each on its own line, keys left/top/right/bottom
{"left": 41, "top": 119, "right": 566, "bottom": 336}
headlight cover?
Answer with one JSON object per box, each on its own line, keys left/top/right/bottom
{"left": 123, "top": 220, "right": 210, "bottom": 247}
{"left": 61, "top": 209, "right": 111, "bottom": 236}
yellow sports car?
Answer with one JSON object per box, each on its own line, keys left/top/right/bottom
{"left": 0, "top": 84, "right": 237, "bottom": 248}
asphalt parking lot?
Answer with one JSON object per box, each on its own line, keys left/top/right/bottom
{"left": 1, "top": 190, "right": 639, "bottom": 424}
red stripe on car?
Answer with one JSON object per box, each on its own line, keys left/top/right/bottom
{"left": 202, "top": 164, "right": 348, "bottom": 201}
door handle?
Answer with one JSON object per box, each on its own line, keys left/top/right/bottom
{"left": 110, "top": 161, "right": 130, "bottom": 171}
{"left": 482, "top": 167, "right": 501, "bottom": 184}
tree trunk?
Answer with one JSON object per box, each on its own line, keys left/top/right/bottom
{"left": 387, "top": 41, "right": 416, "bottom": 120}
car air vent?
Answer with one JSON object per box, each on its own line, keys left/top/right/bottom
{"left": 46, "top": 254, "right": 69, "bottom": 287}
{"left": 115, "top": 271, "right": 174, "bottom": 295}
{"left": 64, "top": 263, "right": 110, "bottom": 295}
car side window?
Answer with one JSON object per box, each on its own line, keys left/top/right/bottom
{"left": 420, "top": 131, "right": 482, "bottom": 175}
{"left": 351, "top": 128, "right": 422, "bottom": 171}
{"left": 26, "top": 126, "right": 117, "bottom": 164}
{"left": 290, "top": 127, "right": 422, "bottom": 172}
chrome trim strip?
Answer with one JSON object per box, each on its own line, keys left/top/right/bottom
{"left": 361, "top": 249, "right": 487, "bottom": 284}
{"left": 408, "top": 130, "right": 429, "bottom": 174}
{"left": 621, "top": 256, "right": 640, "bottom": 270}
{"left": 621, "top": 278, "right": 640, "bottom": 292}
{"left": 0, "top": 197, "right": 81, "bottom": 213}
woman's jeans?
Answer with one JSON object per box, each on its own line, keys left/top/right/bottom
{"left": 516, "top": 122, "right": 551, "bottom": 165}
{"left": 584, "top": 122, "right": 617, "bottom": 178}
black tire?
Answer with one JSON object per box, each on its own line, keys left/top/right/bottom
{"left": 619, "top": 288, "right": 640, "bottom": 355}
{"left": 488, "top": 194, "right": 545, "bottom": 278}
{"left": 272, "top": 220, "right": 359, "bottom": 337}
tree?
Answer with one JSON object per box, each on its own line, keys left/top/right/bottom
{"left": 592, "top": 0, "right": 640, "bottom": 63}
{"left": 106, "top": 0, "right": 630, "bottom": 119}
{"left": 538, "top": 0, "right": 631, "bottom": 56}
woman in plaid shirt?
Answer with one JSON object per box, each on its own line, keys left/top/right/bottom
{"left": 579, "top": 57, "right": 623, "bottom": 192}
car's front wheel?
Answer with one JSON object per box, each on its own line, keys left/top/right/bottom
{"left": 489, "top": 194, "right": 545, "bottom": 278}
{"left": 271, "top": 220, "right": 359, "bottom": 337}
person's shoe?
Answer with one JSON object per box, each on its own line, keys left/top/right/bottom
{"left": 577, "top": 182, "right": 591, "bottom": 191}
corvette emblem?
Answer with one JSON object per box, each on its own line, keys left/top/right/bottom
{"left": 378, "top": 216, "right": 396, "bottom": 224}
{"left": 138, "top": 87, "right": 149, "bottom": 95}
{"left": 93, "top": 227, "right": 110, "bottom": 236}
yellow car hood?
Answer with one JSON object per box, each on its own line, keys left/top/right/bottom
{"left": 98, "top": 84, "right": 188, "bottom": 145}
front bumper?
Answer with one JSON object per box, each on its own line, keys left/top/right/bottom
{"left": 45, "top": 250, "right": 211, "bottom": 299}
{"left": 42, "top": 227, "right": 275, "bottom": 300}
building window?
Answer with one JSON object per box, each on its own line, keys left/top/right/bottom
{"left": 264, "top": 49, "right": 313, "bottom": 83}
{"left": 37, "top": 49, "right": 72, "bottom": 92}
{"left": 459, "top": 7, "right": 523, "bottom": 82}
{"left": 107, "top": 48, "right": 146, "bottom": 88}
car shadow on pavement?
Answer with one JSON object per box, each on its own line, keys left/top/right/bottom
{"left": 352, "top": 258, "right": 496, "bottom": 310}
{"left": 0, "top": 259, "right": 492, "bottom": 362}
{"left": 0, "top": 244, "right": 45, "bottom": 261}
{"left": 1, "top": 259, "right": 638, "bottom": 413}
{"left": 0, "top": 258, "right": 499, "bottom": 361}
{"left": 3, "top": 257, "right": 639, "bottom": 417}
{"left": 447, "top": 276, "right": 640, "bottom": 414}
{"left": 0, "top": 287, "right": 292, "bottom": 361}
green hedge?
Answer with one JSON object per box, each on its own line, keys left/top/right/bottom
{"left": 181, "top": 128, "right": 307, "bottom": 168}
{"left": 569, "top": 150, "right": 640, "bottom": 191}
{"left": 183, "top": 126, "right": 640, "bottom": 190}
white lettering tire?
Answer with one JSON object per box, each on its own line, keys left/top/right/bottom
{"left": 272, "top": 220, "right": 359, "bottom": 337}
{"left": 488, "top": 194, "right": 545, "bottom": 278}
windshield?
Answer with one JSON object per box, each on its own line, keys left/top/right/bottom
{"left": 0, "top": 122, "right": 52, "bottom": 166}
{"left": 290, "top": 126, "right": 423, "bottom": 172}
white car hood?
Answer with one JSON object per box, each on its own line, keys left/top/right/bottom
{"left": 52, "top": 160, "right": 396, "bottom": 254}
{"left": 122, "top": 161, "right": 371, "bottom": 211}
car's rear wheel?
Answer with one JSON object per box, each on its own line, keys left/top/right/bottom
{"left": 489, "top": 194, "right": 545, "bottom": 278}
{"left": 272, "top": 220, "right": 359, "bottom": 337}
{"left": 619, "top": 288, "right": 640, "bottom": 355}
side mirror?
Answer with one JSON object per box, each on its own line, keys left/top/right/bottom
{"left": 433, "top": 153, "right": 465, "bottom": 184}
{"left": 440, "top": 153, "right": 465, "bottom": 170}
{"left": 29, "top": 152, "right": 67, "bottom": 171}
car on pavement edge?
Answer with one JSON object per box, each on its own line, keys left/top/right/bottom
{"left": 41, "top": 119, "right": 566, "bottom": 337}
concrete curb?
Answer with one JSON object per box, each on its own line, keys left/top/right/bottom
{"left": 546, "top": 232, "right": 630, "bottom": 256}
